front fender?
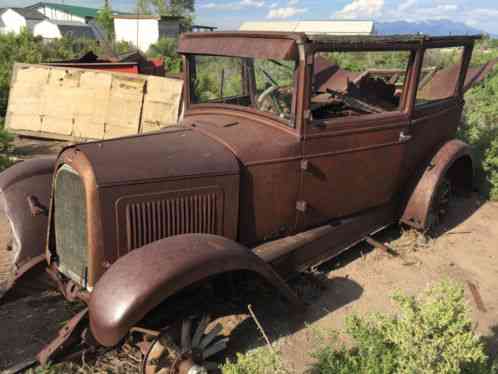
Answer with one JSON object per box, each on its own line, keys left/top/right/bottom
{"left": 89, "top": 234, "right": 303, "bottom": 347}
{"left": 0, "top": 156, "right": 56, "bottom": 298}
{"left": 401, "top": 139, "right": 473, "bottom": 230}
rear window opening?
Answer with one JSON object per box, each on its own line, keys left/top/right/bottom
{"left": 310, "top": 50, "right": 412, "bottom": 121}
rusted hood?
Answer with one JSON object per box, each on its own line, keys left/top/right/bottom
{"left": 62, "top": 128, "right": 239, "bottom": 186}
{"left": 182, "top": 113, "right": 301, "bottom": 165}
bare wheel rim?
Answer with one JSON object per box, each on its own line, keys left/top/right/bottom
{"left": 428, "top": 177, "right": 452, "bottom": 232}
{"left": 142, "top": 316, "right": 227, "bottom": 374}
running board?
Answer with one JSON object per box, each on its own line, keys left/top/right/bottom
{"left": 253, "top": 203, "right": 396, "bottom": 278}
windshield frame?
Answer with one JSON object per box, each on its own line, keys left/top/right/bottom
{"left": 183, "top": 53, "right": 302, "bottom": 132}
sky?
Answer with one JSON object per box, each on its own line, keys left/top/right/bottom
{"left": 1, "top": 0, "right": 498, "bottom": 34}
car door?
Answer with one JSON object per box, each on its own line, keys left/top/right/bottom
{"left": 298, "top": 50, "right": 417, "bottom": 230}
{"left": 301, "top": 113, "right": 410, "bottom": 229}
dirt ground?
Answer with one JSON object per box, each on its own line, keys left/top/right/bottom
{"left": 0, "top": 139, "right": 497, "bottom": 372}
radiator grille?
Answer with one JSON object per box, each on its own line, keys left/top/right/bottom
{"left": 54, "top": 165, "right": 88, "bottom": 287}
{"left": 125, "top": 189, "right": 222, "bottom": 251}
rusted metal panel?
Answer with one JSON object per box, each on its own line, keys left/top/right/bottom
{"left": 0, "top": 157, "right": 55, "bottom": 298}
{"left": 309, "top": 34, "right": 480, "bottom": 52}
{"left": 182, "top": 113, "right": 301, "bottom": 165}
{"left": 181, "top": 113, "right": 302, "bottom": 245}
{"left": 464, "top": 57, "right": 498, "bottom": 92}
{"left": 88, "top": 234, "right": 303, "bottom": 347}
{"left": 301, "top": 125, "right": 407, "bottom": 227}
{"left": 105, "top": 174, "right": 239, "bottom": 262}
{"left": 50, "top": 129, "right": 241, "bottom": 289}
{"left": 178, "top": 32, "right": 302, "bottom": 60}
{"left": 313, "top": 56, "right": 359, "bottom": 93}
{"left": 401, "top": 139, "right": 473, "bottom": 230}
{"left": 121, "top": 187, "right": 223, "bottom": 251}
{"left": 73, "top": 128, "right": 240, "bottom": 187}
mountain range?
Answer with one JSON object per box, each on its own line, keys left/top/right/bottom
{"left": 375, "top": 20, "right": 494, "bottom": 37}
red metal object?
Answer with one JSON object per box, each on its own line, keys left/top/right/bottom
{"left": 46, "top": 50, "right": 166, "bottom": 76}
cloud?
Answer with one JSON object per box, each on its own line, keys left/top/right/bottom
{"left": 331, "top": 0, "right": 465, "bottom": 22}
{"left": 240, "top": 0, "right": 265, "bottom": 7}
{"left": 397, "top": 0, "right": 417, "bottom": 12}
{"left": 334, "top": 0, "right": 384, "bottom": 19}
{"left": 267, "top": 6, "right": 307, "bottom": 18}
{"left": 199, "top": 0, "right": 265, "bottom": 10}
{"left": 288, "top": 0, "right": 299, "bottom": 5}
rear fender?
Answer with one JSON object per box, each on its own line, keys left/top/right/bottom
{"left": 89, "top": 234, "right": 304, "bottom": 347}
{"left": 401, "top": 139, "right": 473, "bottom": 230}
{"left": 0, "top": 156, "right": 56, "bottom": 298}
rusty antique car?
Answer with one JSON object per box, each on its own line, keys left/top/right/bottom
{"left": 0, "top": 32, "right": 481, "bottom": 372}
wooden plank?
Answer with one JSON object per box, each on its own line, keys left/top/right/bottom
{"left": 141, "top": 75, "right": 183, "bottom": 133}
{"left": 6, "top": 63, "right": 183, "bottom": 142}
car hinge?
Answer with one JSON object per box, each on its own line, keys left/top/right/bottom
{"left": 300, "top": 159, "right": 309, "bottom": 171}
{"left": 296, "top": 200, "right": 307, "bottom": 213}
{"left": 399, "top": 130, "right": 412, "bottom": 143}
{"left": 306, "top": 54, "right": 314, "bottom": 65}
{"left": 289, "top": 113, "right": 297, "bottom": 128}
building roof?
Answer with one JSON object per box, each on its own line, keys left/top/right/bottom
{"left": 50, "top": 20, "right": 97, "bottom": 39}
{"left": 2, "top": 7, "right": 46, "bottom": 20}
{"left": 29, "top": 2, "right": 99, "bottom": 19}
{"left": 240, "top": 20, "right": 375, "bottom": 35}
{"left": 114, "top": 14, "right": 184, "bottom": 20}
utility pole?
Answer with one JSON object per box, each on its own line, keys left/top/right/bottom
{"left": 104, "top": 0, "right": 111, "bottom": 8}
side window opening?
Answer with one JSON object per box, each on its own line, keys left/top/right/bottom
{"left": 310, "top": 50, "right": 411, "bottom": 122}
{"left": 416, "top": 47, "right": 464, "bottom": 106}
{"left": 190, "top": 55, "right": 297, "bottom": 123}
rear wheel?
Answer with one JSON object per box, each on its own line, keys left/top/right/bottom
{"left": 426, "top": 177, "right": 452, "bottom": 234}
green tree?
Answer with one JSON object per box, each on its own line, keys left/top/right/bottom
{"left": 96, "top": 5, "right": 115, "bottom": 41}
{"left": 136, "top": 0, "right": 194, "bottom": 17}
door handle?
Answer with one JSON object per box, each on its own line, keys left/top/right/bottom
{"left": 399, "top": 131, "right": 412, "bottom": 143}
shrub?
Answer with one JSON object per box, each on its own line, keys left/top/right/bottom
{"left": 310, "top": 281, "right": 497, "bottom": 374}
{"left": 460, "top": 42, "right": 498, "bottom": 200}
{"left": 0, "top": 118, "right": 13, "bottom": 171}
{"left": 147, "top": 37, "right": 182, "bottom": 73}
{"left": 0, "top": 30, "right": 107, "bottom": 118}
{"left": 222, "top": 347, "right": 289, "bottom": 374}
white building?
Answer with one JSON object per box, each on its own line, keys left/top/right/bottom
{"left": 114, "top": 15, "right": 185, "bottom": 52}
{"left": 33, "top": 20, "right": 100, "bottom": 40}
{"left": 240, "top": 20, "right": 376, "bottom": 36}
{"left": 27, "top": 2, "right": 99, "bottom": 24}
{"left": 0, "top": 7, "right": 46, "bottom": 35}
{"left": 33, "top": 19, "right": 60, "bottom": 39}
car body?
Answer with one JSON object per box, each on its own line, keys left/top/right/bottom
{"left": 0, "top": 32, "right": 478, "bottom": 357}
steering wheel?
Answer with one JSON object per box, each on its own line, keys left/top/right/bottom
{"left": 256, "top": 69, "right": 287, "bottom": 115}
